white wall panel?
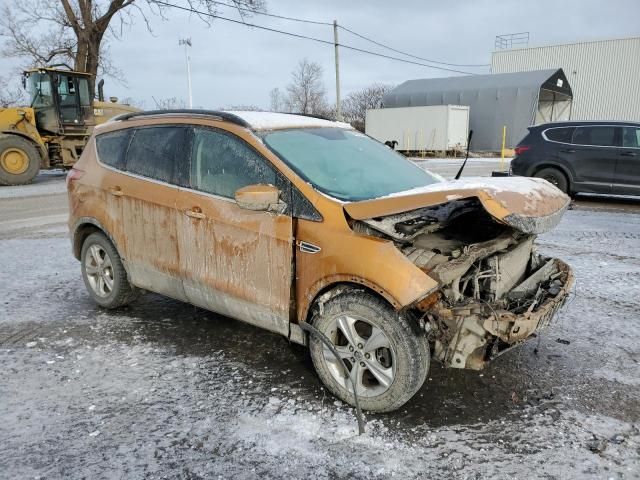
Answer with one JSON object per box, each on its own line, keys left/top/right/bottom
{"left": 491, "top": 37, "right": 640, "bottom": 121}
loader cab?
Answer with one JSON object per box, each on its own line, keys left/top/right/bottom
{"left": 24, "top": 68, "right": 94, "bottom": 135}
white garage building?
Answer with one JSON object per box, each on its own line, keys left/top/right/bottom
{"left": 491, "top": 36, "right": 640, "bottom": 121}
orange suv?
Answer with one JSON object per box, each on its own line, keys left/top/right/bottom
{"left": 67, "top": 110, "right": 573, "bottom": 412}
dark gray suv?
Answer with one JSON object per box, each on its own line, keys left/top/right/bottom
{"left": 511, "top": 121, "right": 640, "bottom": 196}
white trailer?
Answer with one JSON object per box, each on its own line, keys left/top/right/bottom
{"left": 365, "top": 105, "right": 470, "bottom": 151}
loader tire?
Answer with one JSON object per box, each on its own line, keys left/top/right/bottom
{"left": 0, "top": 135, "right": 41, "bottom": 186}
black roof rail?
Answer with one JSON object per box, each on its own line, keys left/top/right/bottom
{"left": 113, "top": 109, "right": 252, "bottom": 128}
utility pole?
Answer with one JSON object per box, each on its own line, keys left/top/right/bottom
{"left": 333, "top": 20, "right": 342, "bottom": 121}
{"left": 179, "top": 38, "right": 193, "bottom": 108}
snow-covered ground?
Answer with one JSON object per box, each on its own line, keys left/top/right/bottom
{"left": 0, "top": 170, "right": 67, "bottom": 199}
{"left": 1, "top": 172, "right": 639, "bottom": 478}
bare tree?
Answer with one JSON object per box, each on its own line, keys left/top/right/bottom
{"left": 220, "top": 104, "right": 262, "bottom": 111}
{"left": 285, "top": 58, "right": 328, "bottom": 115}
{"left": 152, "top": 96, "right": 186, "bottom": 109}
{"left": 118, "top": 96, "right": 146, "bottom": 108}
{"left": 0, "top": 0, "right": 265, "bottom": 98}
{"left": 342, "top": 83, "right": 394, "bottom": 131}
{"left": 0, "top": 75, "right": 25, "bottom": 106}
{"left": 269, "top": 87, "right": 283, "bottom": 112}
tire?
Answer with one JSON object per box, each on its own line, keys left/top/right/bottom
{"left": 309, "top": 291, "right": 429, "bottom": 413}
{"left": 0, "top": 135, "right": 41, "bottom": 186}
{"left": 534, "top": 167, "right": 569, "bottom": 194}
{"left": 80, "top": 232, "right": 139, "bottom": 308}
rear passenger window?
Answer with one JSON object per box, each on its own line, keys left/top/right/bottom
{"left": 126, "top": 126, "right": 188, "bottom": 183}
{"left": 190, "top": 128, "right": 277, "bottom": 198}
{"left": 572, "top": 127, "right": 616, "bottom": 147}
{"left": 95, "top": 129, "right": 131, "bottom": 169}
{"left": 545, "top": 127, "right": 574, "bottom": 143}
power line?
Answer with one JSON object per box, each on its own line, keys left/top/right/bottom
{"left": 201, "top": 0, "right": 332, "bottom": 26}
{"left": 154, "top": 1, "right": 476, "bottom": 74}
{"left": 338, "top": 25, "right": 490, "bottom": 68}
{"left": 190, "top": 1, "right": 485, "bottom": 69}
{"left": 153, "top": 2, "right": 336, "bottom": 46}
{"left": 340, "top": 44, "right": 475, "bottom": 75}
{"left": 213, "top": 1, "right": 487, "bottom": 69}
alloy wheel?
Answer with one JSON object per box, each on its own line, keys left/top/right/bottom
{"left": 84, "top": 244, "right": 115, "bottom": 298}
{"left": 321, "top": 314, "right": 396, "bottom": 398}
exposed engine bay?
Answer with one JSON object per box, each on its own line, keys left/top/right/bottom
{"left": 353, "top": 198, "right": 573, "bottom": 370}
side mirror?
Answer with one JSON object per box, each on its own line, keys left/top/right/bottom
{"left": 235, "top": 184, "right": 284, "bottom": 213}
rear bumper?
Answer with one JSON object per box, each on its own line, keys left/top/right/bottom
{"left": 432, "top": 258, "right": 574, "bottom": 369}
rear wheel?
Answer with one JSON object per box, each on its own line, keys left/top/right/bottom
{"left": 309, "top": 291, "right": 429, "bottom": 412}
{"left": 81, "top": 232, "right": 139, "bottom": 308}
{"left": 0, "top": 135, "right": 41, "bottom": 186}
{"left": 534, "top": 167, "right": 569, "bottom": 194}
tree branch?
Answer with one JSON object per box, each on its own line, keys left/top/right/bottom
{"left": 60, "top": 0, "right": 81, "bottom": 35}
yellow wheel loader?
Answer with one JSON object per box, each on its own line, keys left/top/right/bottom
{"left": 0, "top": 67, "right": 139, "bottom": 186}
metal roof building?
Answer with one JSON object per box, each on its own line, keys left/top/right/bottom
{"left": 383, "top": 69, "right": 572, "bottom": 150}
{"left": 491, "top": 36, "right": 640, "bottom": 122}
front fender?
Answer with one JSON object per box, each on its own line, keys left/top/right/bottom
{"left": 294, "top": 233, "right": 439, "bottom": 323}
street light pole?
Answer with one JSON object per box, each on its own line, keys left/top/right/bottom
{"left": 333, "top": 20, "right": 342, "bottom": 121}
{"left": 179, "top": 38, "right": 193, "bottom": 108}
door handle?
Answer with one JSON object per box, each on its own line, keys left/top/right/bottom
{"left": 185, "top": 207, "right": 206, "bottom": 219}
{"left": 108, "top": 186, "right": 124, "bottom": 197}
{"left": 621, "top": 151, "right": 637, "bottom": 157}
{"left": 560, "top": 149, "right": 576, "bottom": 153}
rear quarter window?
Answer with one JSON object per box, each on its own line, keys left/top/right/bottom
{"left": 95, "top": 129, "right": 132, "bottom": 170}
{"left": 544, "top": 127, "right": 574, "bottom": 143}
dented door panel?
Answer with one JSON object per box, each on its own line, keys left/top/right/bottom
{"left": 116, "top": 174, "right": 187, "bottom": 301}
{"left": 176, "top": 190, "right": 293, "bottom": 335}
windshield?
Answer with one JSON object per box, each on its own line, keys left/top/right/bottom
{"left": 27, "top": 73, "right": 54, "bottom": 108}
{"left": 262, "top": 128, "right": 441, "bottom": 201}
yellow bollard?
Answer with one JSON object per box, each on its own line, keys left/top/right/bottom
{"left": 500, "top": 125, "right": 507, "bottom": 171}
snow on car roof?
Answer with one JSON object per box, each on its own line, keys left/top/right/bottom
{"left": 227, "top": 111, "right": 353, "bottom": 131}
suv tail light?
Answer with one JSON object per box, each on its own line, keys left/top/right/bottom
{"left": 66, "top": 167, "right": 85, "bottom": 187}
{"left": 514, "top": 145, "right": 531, "bottom": 156}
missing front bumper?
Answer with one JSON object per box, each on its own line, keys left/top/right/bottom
{"left": 431, "top": 258, "right": 574, "bottom": 370}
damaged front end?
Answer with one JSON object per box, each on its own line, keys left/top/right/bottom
{"left": 346, "top": 179, "right": 574, "bottom": 370}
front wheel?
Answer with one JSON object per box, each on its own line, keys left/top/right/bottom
{"left": 309, "top": 291, "right": 429, "bottom": 412}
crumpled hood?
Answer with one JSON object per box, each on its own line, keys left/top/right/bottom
{"left": 343, "top": 177, "right": 571, "bottom": 235}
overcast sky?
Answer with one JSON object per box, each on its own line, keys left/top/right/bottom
{"left": 2, "top": 0, "right": 639, "bottom": 109}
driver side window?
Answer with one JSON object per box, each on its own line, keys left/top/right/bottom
{"left": 190, "top": 127, "right": 277, "bottom": 198}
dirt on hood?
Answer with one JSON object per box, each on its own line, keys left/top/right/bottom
{"left": 343, "top": 177, "right": 571, "bottom": 235}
